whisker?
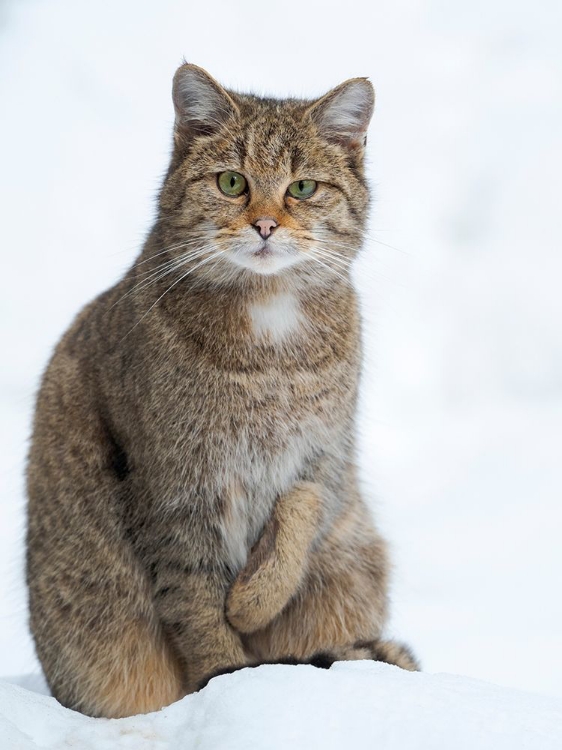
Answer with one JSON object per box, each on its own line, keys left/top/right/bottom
{"left": 312, "top": 236, "right": 363, "bottom": 253}
{"left": 313, "top": 244, "right": 354, "bottom": 264}
{"left": 315, "top": 228, "right": 410, "bottom": 257}
{"left": 308, "top": 252, "right": 350, "bottom": 284}
{"left": 135, "top": 235, "right": 219, "bottom": 267}
{"left": 314, "top": 246, "right": 404, "bottom": 287}
{"left": 135, "top": 244, "right": 215, "bottom": 281}
{"left": 311, "top": 255, "right": 352, "bottom": 276}
{"left": 313, "top": 247, "right": 353, "bottom": 271}
{"left": 313, "top": 235, "right": 403, "bottom": 275}
{"left": 365, "top": 233, "right": 411, "bottom": 256}
{"left": 109, "top": 245, "right": 217, "bottom": 311}
{"left": 120, "top": 251, "right": 225, "bottom": 342}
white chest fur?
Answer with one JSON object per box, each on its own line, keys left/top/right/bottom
{"left": 248, "top": 292, "right": 302, "bottom": 343}
{"left": 218, "top": 405, "right": 335, "bottom": 570}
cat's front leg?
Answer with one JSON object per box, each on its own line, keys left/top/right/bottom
{"left": 151, "top": 556, "right": 249, "bottom": 693}
{"left": 226, "top": 481, "right": 321, "bottom": 634}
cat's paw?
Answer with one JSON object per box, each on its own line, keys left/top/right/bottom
{"left": 226, "top": 481, "right": 322, "bottom": 634}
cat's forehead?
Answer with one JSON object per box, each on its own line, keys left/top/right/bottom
{"left": 220, "top": 93, "right": 321, "bottom": 176}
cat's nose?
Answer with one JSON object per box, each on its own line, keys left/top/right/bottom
{"left": 252, "top": 218, "right": 278, "bottom": 239}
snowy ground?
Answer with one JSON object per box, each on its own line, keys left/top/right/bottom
{"left": 1, "top": 0, "right": 561, "bottom": 733}
{"left": 3, "top": 663, "right": 562, "bottom": 749}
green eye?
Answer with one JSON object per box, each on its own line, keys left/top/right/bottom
{"left": 287, "top": 179, "right": 317, "bottom": 199}
{"left": 218, "top": 171, "right": 247, "bottom": 196}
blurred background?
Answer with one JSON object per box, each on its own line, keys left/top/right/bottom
{"left": 1, "top": 0, "right": 560, "bottom": 697}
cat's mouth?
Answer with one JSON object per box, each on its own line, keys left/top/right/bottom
{"left": 226, "top": 237, "right": 301, "bottom": 276}
{"left": 253, "top": 244, "right": 273, "bottom": 258}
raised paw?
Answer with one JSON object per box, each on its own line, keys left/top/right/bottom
{"left": 226, "top": 482, "right": 322, "bottom": 634}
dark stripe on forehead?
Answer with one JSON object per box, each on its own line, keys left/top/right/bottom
{"left": 234, "top": 136, "right": 247, "bottom": 169}
{"left": 243, "top": 115, "right": 293, "bottom": 173}
{"left": 290, "top": 145, "right": 308, "bottom": 176}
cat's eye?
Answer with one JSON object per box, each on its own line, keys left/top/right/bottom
{"left": 287, "top": 180, "right": 317, "bottom": 200}
{"left": 218, "top": 171, "right": 248, "bottom": 197}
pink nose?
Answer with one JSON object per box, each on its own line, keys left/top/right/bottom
{"left": 253, "top": 217, "right": 278, "bottom": 239}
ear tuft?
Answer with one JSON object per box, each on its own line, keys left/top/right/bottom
{"left": 308, "top": 78, "right": 375, "bottom": 149}
{"left": 172, "top": 63, "right": 238, "bottom": 141}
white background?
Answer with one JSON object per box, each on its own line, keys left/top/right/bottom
{"left": 1, "top": 0, "right": 560, "bottom": 697}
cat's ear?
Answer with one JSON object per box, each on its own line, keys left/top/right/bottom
{"left": 307, "top": 78, "right": 374, "bottom": 151}
{"left": 172, "top": 63, "right": 238, "bottom": 143}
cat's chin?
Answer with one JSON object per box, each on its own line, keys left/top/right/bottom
{"left": 227, "top": 249, "right": 302, "bottom": 276}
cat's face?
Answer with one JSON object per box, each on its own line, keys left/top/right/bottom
{"left": 158, "top": 65, "right": 374, "bottom": 286}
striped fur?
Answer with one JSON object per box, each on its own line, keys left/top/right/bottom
{"left": 26, "top": 64, "right": 417, "bottom": 718}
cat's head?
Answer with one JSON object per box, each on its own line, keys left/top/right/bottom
{"left": 157, "top": 64, "right": 374, "bottom": 286}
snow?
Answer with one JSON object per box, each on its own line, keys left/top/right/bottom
{"left": 1, "top": 0, "right": 561, "bottom": 733}
{"left": 2, "top": 663, "right": 562, "bottom": 749}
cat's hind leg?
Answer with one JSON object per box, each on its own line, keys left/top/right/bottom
{"left": 29, "top": 495, "right": 185, "bottom": 718}
{"left": 27, "top": 352, "right": 184, "bottom": 718}
{"left": 59, "top": 618, "right": 185, "bottom": 718}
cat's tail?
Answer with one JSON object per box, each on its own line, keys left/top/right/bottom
{"left": 197, "top": 639, "right": 419, "bottom": 691}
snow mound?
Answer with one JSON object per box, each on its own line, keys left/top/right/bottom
{"left": 2, "top": 662, "right": 561, "bottom": 749}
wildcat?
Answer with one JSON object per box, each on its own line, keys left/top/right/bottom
{"left": 26, "top": 63, "right": 418, "bottom": 719}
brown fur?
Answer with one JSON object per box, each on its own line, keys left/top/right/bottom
{"left": 26, "top": 63, "right": 417, "bottom": 718}
{"left": 78, "top": 621, "right": 184, "bottom": 719}
{"left": 227, "top": 481, "right": 321, "bottom": 633}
